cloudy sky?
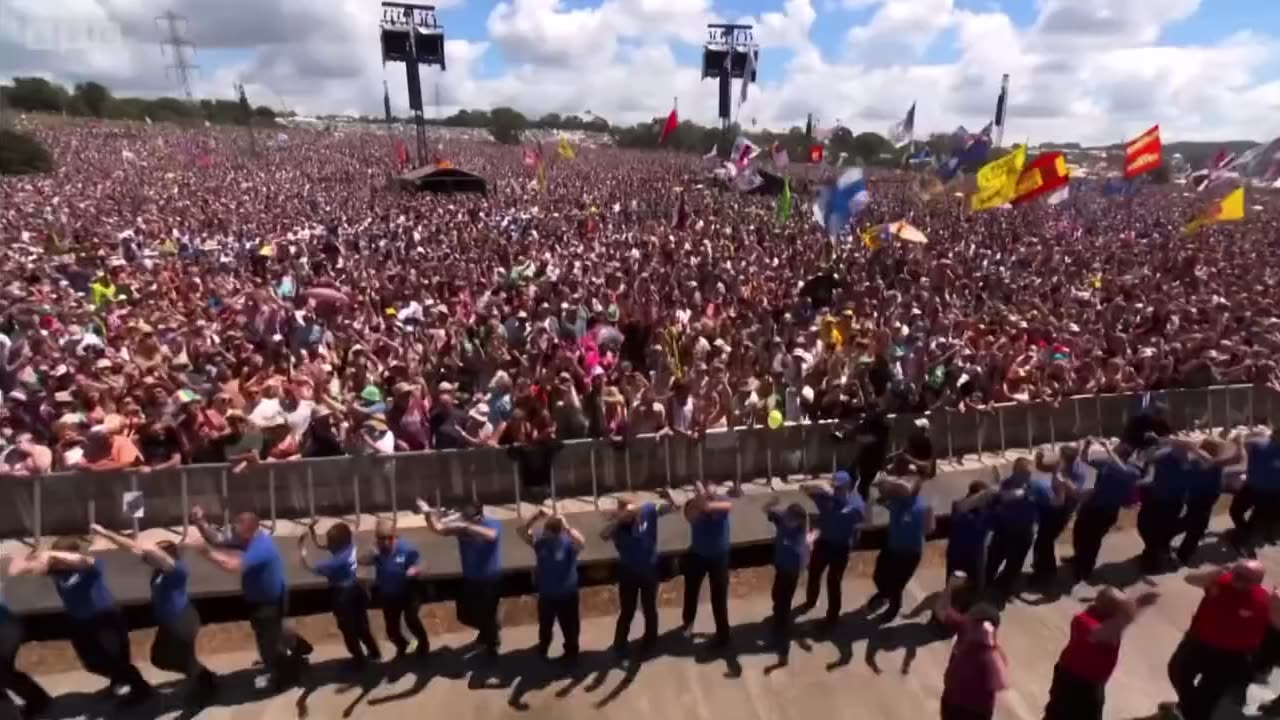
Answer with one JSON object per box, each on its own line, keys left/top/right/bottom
{"left": 2, "top": 0, "right": 1277, "bottom": 145}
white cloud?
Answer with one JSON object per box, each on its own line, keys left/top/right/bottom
{"left": 0, "top": 0, "right": 1276, "bottom": 145}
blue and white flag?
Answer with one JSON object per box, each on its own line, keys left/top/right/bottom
{"left": 887, "top": 102, "right": 916, "bottom": 147}
{"left": 937, "top": 122, "right": 993, "bottom": 181}
{"left": 811, "top": 168, "right": 870, "bottom": 238}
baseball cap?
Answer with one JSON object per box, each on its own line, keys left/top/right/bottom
{"left": 359, "top": 385, "right": 383, "bottom": 404}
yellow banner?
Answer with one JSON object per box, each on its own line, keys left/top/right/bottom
{"left": 970, "top": 146, "right": 1027, "bottom": 211}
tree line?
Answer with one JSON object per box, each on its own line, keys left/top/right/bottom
{"left": 0, "top": 76, "right": 279, "bottom": 126}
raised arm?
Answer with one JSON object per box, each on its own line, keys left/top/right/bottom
{"left": 562, "top": 516, "right": 587, "bottom": 551}
{"left": 519, "top": 508, "right": 544, "bottom": 548}
{"left": 90, "top": 523, "right": 175, "bottom": 573}
{"left": 1091, "top": 591, "right": 1159, "bottom": 644}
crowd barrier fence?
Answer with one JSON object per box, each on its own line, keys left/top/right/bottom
{"left": 3, "top": 384, "right": 1278, "bottom": 540}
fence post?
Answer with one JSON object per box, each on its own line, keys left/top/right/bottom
{"left": 624, "top": 445, "right": 633, "bottom": 492}
{"left": 1025, "top": 406, "right": 1034, "bottom": 451}
{"left": 352, "top": 465, "right": 362, "bottom": 532}
{"left": 220, "top": 468, "right": 230, "bottom": 528}
{"left": 1224, "top": 386, "right": 1232, "bottom": 430}
{"left": 130, "top": 473, "right": 140, "bottom": 536}
{"left": 589, "top": 445, "right": 600, "bottom": 510}
{"left": 87, "top": 499, "right": 96, "bottom": 533}
{"left": 1073, "top": 396, "right": 1081, "bottom": 437}
{"left": 550, "top": 466, "right": 558, "bottom": 510}
{"left": 664, "top": 436, "right": 673, "bottom": 491}
{"left": 1248, "top": 385, "right": 1256, "bottom": 427}
{"left": 32, "top": 476, "right": 42, "bottom": 544}
{"left": 512, "top": 460, "right": 522, "bottom": 518}
{"left": 388, "top": 458, "right": 398, "bottom": 518}
{"left": 697, "top": 440, "right": 706, "bottom": 488}
{"left": 267, "top": 467, "right": 278, "bottom": 534}
{"left": 946, "top": 411, "right": 955, "bottom": 466}
{"left": 306, "top": 465, "right": 316, "bottom": 521}
{"left": 998, "top": 408, "right": 1007, "bottom": 456}
{"left": 736, "top": 436, "right": 744, "bottom": 495}
{"left": 1094, "top": 395, "right": 1103, "bottom": 438}
{"left": 1049, "top": 403, "right": 1057, "bottom": 448}
{"left": 179, "top": 469, "right": 189, "bottom": 540}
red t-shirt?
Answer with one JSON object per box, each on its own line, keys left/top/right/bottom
{"left": 941, "top": 610, "right": 1006, "bottom": 716}
{"left": 1057, "top": 610, "right": 1120, "bottom": 685}
{"left": 1190, "top": 572, "right": 1271, "bottom": 654}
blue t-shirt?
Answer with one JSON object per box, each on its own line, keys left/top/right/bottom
{"left": 948, "top": 503, "right": 989, "bottom": 561}
{"left": 767, "top": 511, "right": 809, "bottom": 573}
{"left": 53, "top": 559, "right": 115, "bottom": 621}
{"left": 992, "top": 479, "right": 1040, "bottom": 533}
{"left": 1088, "top": 459, "right": 1143, "bottom": 509}
{"left": 689, "top": 500, "right": 731, "bottom": 559}
{"left": 151, "top": 560, "right": 191, "bottom": 625}
{"left": 1245, "top": 439, "right": 1280, "bottom": 493}
{"left": 1150, "top": 448, "right": 1193, "bottom": 503}
{"left": 312, "top": 544, "right": 358, "bottom": 588}
{"left": 886, "top": 496, "right": 928, "bottom": 552}
{"left": 1063, "top": 460, "right": 1088, "bottom": 492}
{"left": 241, "top": 530, "right": 287, "bottom": 605}
{"left": 813, "top": 492, "right": 866, "bottom": 548}
{"left": 614, "top": 503, "right": 660, "bottom": 576}
{"left": 372, "top": 540, "right": 420, "bottom": 596}
{"left": 1188, "top": 460, "right": 1224, "bottom": 499}
{"left": 533, "top": 532, "right": 579, "bottom": 597}
{"left": 458, "top": 516, "right": 503, "bottom": 581}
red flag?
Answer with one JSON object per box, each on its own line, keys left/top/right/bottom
{"left": 1012, "top": 151, "right": 1070, "bottom": 205}
{"left": 808, "top": 144, "right": 824, "bottom": 164}
{"left": 658, "top": 108, "right": 678, "bottom": 144}
{"left": 1124, "top": 125, "right": 1161, "bottom": 178}
{"left": 393, "top": 139, "right": 409, "bottom": 169}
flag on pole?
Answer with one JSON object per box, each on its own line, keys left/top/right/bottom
{"left": 522, "top": 147, "right": 539, "bottom": 167}
{"left": 770, "top": 143, "right": 790, "bottom": 169}
{"left": 1046, "top": 185, "right": 1070, "bottom": 205}
{"left": 775, "top": 178, "right": 791, "bottom": 223}
{"left": 811, "top": 168, "right": 870, "bottom": 238}
{"left": 970, "top": 145, "right": 1027, "bottom": 211}
{"left": 804, "top": 113, "right": 813, "bottom": 140}
{"left": 733, "top": 168, "right": 764, "bottom": 192}
{"left": 671, "top": 192, "right": 687, "bottom": 230}
{"left": 556, "top": 137, "right": 576, "bottom": 160}
{"left": 740, "top": 50, "right": 755, "bottom": 104}
{"left": 1182, "top": 186, "right": 1244, "bottom": 234}
{"left": 703, "top": 144, "right": 718, "bottom": 160}
{"left": 938, "top": 123, "right": 993, "bottom": 180}
{"left": 658, "top": 105, "right": 678, "bottom": 144}
{"left": 1123, "top": 125, "right": 1162, "bottom": 178}
{"left": 808, "top": 144, "right": 824, "bottom": 164}
{"left": 730, "top": 136, "right": 761, "bottom": 169}
{"left": 887, "top": 102, "right": 916, "bottom": 147}
{"left": 1012, "top": 151, "right": 1069, "bottom": 205}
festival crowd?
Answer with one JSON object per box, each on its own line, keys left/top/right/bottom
{"left": 1, "top": 116, "right": 1279, "bottom": 482}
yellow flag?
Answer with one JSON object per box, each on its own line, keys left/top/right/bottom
{"left": 1182, "top": 186, "right": 1244, "bottom": 234}
{"left": 970, "top": 146, "right": 1027, "bottom": 211}
{"left": 557, "top": 137, "right": 576, "bottom": 160}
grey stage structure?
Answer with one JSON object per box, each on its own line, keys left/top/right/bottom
{"left": 702, "top": 23, "right": 758, "bottom": 152}
{"left": 380, "top": 2, "right": 446, "bottom": 166}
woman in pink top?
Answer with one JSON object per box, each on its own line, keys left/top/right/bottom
{"left": 933, "top": 574, "right": 1009, "bottom": 720}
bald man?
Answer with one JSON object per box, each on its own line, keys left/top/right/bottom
{"left": 1162, "top": 560, "right": 1280, "bottom": 720}
{"left": 192, "top": 507, "right": 312, "bottom": 688}
{"left": 360, "top": 519, "right": 428, "bottom": 656}
{"left": 1044, "top": 586, "right": 1158, "bottom": 720}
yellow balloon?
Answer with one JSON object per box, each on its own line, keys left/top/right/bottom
{"left": 767, "top": 409, "right": 784, "bottom": 430}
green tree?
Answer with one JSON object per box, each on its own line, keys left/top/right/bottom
{"left": 73, "top": 81, "right": 112, "bottom": 117}
{"left": 488, "top": 106, "right": 528, "bottom": 145}
{"left": 4, "top": 77, "right": 70, "bottom": 113}
{"left": 0, "top": 129, "right": 53, "bottom": 175}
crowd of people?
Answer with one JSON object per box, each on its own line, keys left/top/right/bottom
{"left": 2, "top": 116, "right": 1280, "bottom": 482}
{"left": 0, "top": 420, "right": 1278, "bottom": 719}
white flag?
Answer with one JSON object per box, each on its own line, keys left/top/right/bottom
{"left": 836, "top": 151, "right": 848, "bottom": 166}
{"left": 703, "top": 144, "right": 718, "bottom": 160}
{"left": 733, "top": 168, "right": 764, "bottom": 193}
{"left": 729, "top": 136, "right": 761, "bottom": 169}
{"left": 1046, "top": 185, "right": 1069, "bottom": 205}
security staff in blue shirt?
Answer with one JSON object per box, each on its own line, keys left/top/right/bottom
{"left": 192, "top": 506, "right": 312, "bottom": 688}
{"left": 1229, "top": 428, "right": 1280, "bottom": 555}
{"left": 519, "top": 508, "right": 586, "bottom": 663}
{"left": 0, "top": 568, "right": 52, "bottom": 717}
{"left": 987, "top": 459, "right": 1063, "bottom": 596}
{"left": 9, "top": 537, "right": 153, "bottom": 705}
{"left": 301, "top": 521, "right": 381, "bottom": 665}
{"left": 602, "top": 493, "right": 677, "bottom": 658}
{"left": 679, "top": 482, "right": 733, "bottom": 648}
{"left": 764, "top": 496, "right": 816, "bottom": 665}
{"left": 1178, "top": 436, "right": 1241, "bottom": 565}
{"left": 360, "top": 519, "right": 428, "bottom": 657}
{"left": 798, "top": 471, "right": 866, "bottom": 628}
{"left": 1071, "top": 439, "right": 1143, "bottom": 582}
{"left": 867, "top": 477, "right": 934, "bottom": 622}
{"left": 420, "top": 498, "right": 502, "bottom": 657}
{"left": 91, "top": 523, "right": 216, "bottom": 702}
{"left": 1139, "top": 443, "right": 1196, "bottom": 572}
{"left": 1032, "top": 443, "right": 1087, "bottom": 582}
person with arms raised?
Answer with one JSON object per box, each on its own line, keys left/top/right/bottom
{"left": 763, "top": 496, "right": 816, "bottom": 665}
{"left": 299, "top": 521, "right": 381, "bottom": 667}
{"left": 602, "top": 492, "right": 678, "bottom": 660}
{"left": 796, "top": 471, "right": 865, "bottom": 629}
{"left": 1071, "top": 438, "right": 1143, "bottom": 582}
{"left": 418, "top": 498, "right": 502, "bottom": 659}
{"left": 8, "top": 538, "right": 152, "bottom": 705}
{"left": 90, "top": 523, "right": 217, "bottom": 703}
{"left": 518, "top": 508, "right": 585, "bottom": 663}
{"left": 933, "top": 574, "right": 1008, "bottom": 720}
{"left": 678, "top": 481, "right": 733, "bottom": 649}
{"left": 1031, "top": 442, "right": 1086, "bottom": 584}
{"left": 190, "top": 506, "right": 312, "bottom": 689}
{"left": 866, "top": 475, "right": 934, "bottom": 622}
{"left": 0, "top": 558, "right": 52, "bottom": 718}
{"left": 360, "top": 519, "right": 429, "bottom": 657}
